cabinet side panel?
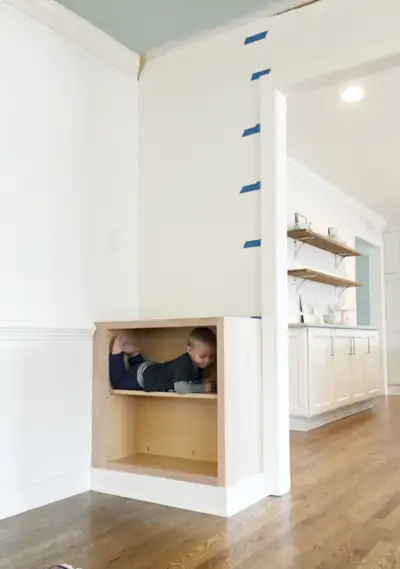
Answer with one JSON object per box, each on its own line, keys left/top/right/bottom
{"left": 223, "top": 318, "right": 262, "bottom": 486}
{"left": 92, "top": 327, "right": 112, "bottom": 468}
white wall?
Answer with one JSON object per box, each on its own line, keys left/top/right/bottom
{"left": 287, "top": 160, "right": 384, "bottom": 325}
{"left": 138, "top": 20, "right": 266, "bottom": 319}
{"left": 0, "top": 4, "right": 139, "bottom": 519}
{"left": 138, "top": 0, "right": 400, "bottom": 320}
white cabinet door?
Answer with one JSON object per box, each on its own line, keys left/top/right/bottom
{"left": 308, "top": 330, "right": 334, "bottom": 416}
{"left": 363, "top": 333, "right": 381, "bottom": 397}
{"left": 289, "top": 330, "right": 308, "bottom": 416}
{"left": 332, "top": 333, "right": 352, "bottom": 408}
{"left": 351, "top": 335, "right": 367, "bottom": 402}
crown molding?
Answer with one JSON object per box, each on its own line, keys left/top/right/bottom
{"left": 0, "top": 326, "right": 94, "bottom": 342}
{"left": 3, "top": 0, "right": 140, "bottom": 77}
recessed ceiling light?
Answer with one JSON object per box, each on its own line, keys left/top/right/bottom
{"left": 340, "top": 86, "right": 366, "bottom": 103}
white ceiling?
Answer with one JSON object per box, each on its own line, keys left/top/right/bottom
{"left": 288, "top": 66, "right": 400, "bottom": 229}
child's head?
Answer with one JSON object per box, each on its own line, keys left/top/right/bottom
{"left": 187, "top": 327, "right": 216, "bottom": 369}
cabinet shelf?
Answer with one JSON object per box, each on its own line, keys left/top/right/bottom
{"left": 110, "top": 389, "right": 217, "bottom": 400}
{"left": 108, "top": 453, "right": 218, "bottom": 485}
{"left": 287, "top": 228, "right": 360, "bottom": 258}
{"left": 288, "top": 268, "right": 361, "bottom": 289}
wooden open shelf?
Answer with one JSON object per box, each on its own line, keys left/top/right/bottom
{"left": 93, "top": 318, "right": 263, "bottom": 492}
{"left": 110, "top": 389, "right": 217, "bottom": 400}
{"left": 108, "top": 453, "right": 218, "bottom": 485}
{"left": 288, "top": 228, "right": 360, "bottom": 258}
{"left": 288, "top": 268, "right": 361, "bottom": 288}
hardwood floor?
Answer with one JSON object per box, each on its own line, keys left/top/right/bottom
{"left": 2, "top": 397, "right": 400, "bottom": 569}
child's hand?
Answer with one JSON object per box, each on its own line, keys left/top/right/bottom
{"left": 204, "top": 380, "right": 213, "bottom": 393}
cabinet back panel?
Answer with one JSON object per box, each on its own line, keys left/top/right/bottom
{"left": 135, "top": 397, "right": 218, "bottom": 463}
{"left": 111, "top": 327, "right": 217, "bottom": 364}
{"left": 107, "top": 396, "right": 137, "bottom": 461}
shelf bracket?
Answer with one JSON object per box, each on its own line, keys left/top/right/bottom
{"left": 293, "top": 239, "right": 306, "bottom": 258}
{"left": 335, "top": 285, "right": 350, "bottom": 298}
{"left": 294, "top": 277, "right": 310, "bottom": 293}
{"left": 334, "top": 254, "right": 350, "bottom": 269}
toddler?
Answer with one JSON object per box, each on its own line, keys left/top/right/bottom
{"left": 109, "top": 327, "right": 216, "bottom": 394}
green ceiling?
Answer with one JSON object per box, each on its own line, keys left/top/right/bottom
{"left": 55, "top": 0, "right": 288, "bottom": 54}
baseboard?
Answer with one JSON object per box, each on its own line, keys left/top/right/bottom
{"left": 225, "top": 473, "right": 269, "bottom": 517}
{"left": 387, "top": 385, "right": 400, "bottom": 395}
{"left": 0, "top": 468, "right": 90, "bottom": 521}
{"left": 91, "top": 468, "right": 270, "bottom": 517}
{"left": 91, "top": 468, "right": 227, "bottom": 516}
{"left": 290, "top": 400, "right": 374, "bottom": 432}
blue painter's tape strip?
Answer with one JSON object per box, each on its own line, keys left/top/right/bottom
{"left": 251, "top": 68, "right": 271, "bottom": 81}
{"left": 242, "top": 124, "right": 261, "bottom": 137}
{"left": 244, "top": 31, "right": 268, "bottom": 45}
{"left": 244, "top": 239, "right": 261, "bottom": 249}
{"left": 240, "top": 181, "right": 261, "bottom": 194}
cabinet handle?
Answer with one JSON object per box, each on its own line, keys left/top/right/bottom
{"left": 353, "top": 337, "right": 356, "bottom": 355}
{"left": 348, "top": 337, "right": 353, "bottom": 355}
{"left": 330, "top": 336, "right": 334, "bottom": 356}
{"left": 367, "top": 337, "right": 371, "bottom": 354}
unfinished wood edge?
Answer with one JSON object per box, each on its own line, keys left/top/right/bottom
{"left": 217, "top": 321, "right": 226, "bottom": 487}
{"left": 274, "top": 0, "right": 322, "bottom": 16}
{"left": 92, "top": 327, "right": 110, "bottom": 468}
{"left": 110, "top": 389, "right": 218, "bottom": 400}
{"left": 95, "top": 317, "right": 223, "bottom": 330}
{"left": 137, "top": 54, "right": 146, "bottom": 79}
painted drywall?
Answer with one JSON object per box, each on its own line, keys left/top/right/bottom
{"left": 0, "top": 4, "right": 139, "bottom": 519}
{"left": 384, "top": 230, "right": 400, "bottom": 386}
{"left": 287, "top": 160, "right": 384, "bottom": 325}
{"left": 138, "top": 0, "right": 398, "bottom": 320}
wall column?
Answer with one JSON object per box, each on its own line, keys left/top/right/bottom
{"left": 260, "top": 84, "right": 291, "bottom": 495}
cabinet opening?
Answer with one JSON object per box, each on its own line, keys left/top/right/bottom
{"left": 109, "top": 326, "right": 217, "bottom": 365}
{"left": 107, "top": 392, "right": 218, "bottom": 484}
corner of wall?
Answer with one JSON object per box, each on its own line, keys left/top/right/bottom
{"left": 4, "top": 0, "right": 140, "bottom": 77}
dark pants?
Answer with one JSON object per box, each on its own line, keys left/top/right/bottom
{"left": 109, "top": 353, "right": 144, "bottom": 390}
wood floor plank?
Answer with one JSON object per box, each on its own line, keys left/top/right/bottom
{"left": 2, "top": 396, "right": 400, "bottom": 569}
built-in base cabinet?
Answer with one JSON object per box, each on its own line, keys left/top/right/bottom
{"left": 290, "top": 327, "right": 381, "bottom": 430}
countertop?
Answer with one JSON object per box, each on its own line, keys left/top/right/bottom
{"left": 289, "top": 323, "right": 378, "bottom": 331}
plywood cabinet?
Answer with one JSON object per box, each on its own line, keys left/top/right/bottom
{"left": 92, "top": 317, "right": 263, "bottom": 487}
{"left": 289, "top": 326, "right": 382, "bottom": 430}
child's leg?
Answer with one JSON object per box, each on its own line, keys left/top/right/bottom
{"left": 109, "top": 354, "right": 144, "bottom": 390}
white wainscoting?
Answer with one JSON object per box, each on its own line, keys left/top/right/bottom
{"left": 0, "top": 326, "right": 93, "bottom": 520}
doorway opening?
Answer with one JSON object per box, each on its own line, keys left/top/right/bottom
{"left": 355, "top": 237, "right": 382, "bottom": 328}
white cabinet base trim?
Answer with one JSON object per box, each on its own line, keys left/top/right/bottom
{"left": 290, "top": 400, "right": 374, "bottom": 432}
{"left": 388, "top": 385, "right": 400, "bottom": 395}
{"left": 91, "top": 468, "right": 269, "bottom": 518}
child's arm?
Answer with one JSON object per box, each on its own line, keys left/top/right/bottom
{"left": 174, "top": 381, "right": 207, "bottom": 394}
{"left": 203, "top": 362, "right": 217, "bottom": 393}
